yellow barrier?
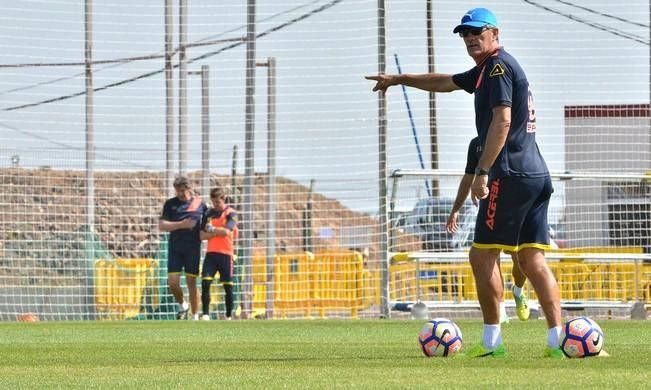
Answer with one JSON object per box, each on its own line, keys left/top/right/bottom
{"left": 251, "top": 253, "right": 268, "bottom": 317}
{"left": 251, "top": 250, "right": 366, "bottom": 318}
{"left": 389, "top": 262, "right": 475, "bottom": 302}
{"left": 94, "top": 258, "right": 157, "bottom": 320}
{"left": 548, "top": 262, "right": 643, "bottom": 302}
{"left": 390, "top": 258, "right": 651, "bottom": 304}
{"left": 250, "top": 252, "right": 313, "bottom": 318}
{"left": 644, "top": 263, "right": 651, "bottom": 302}
{"left": 311, "top": 250, "right": 365, "bottom": 318}
{"left": 276, "top": 252, "right": 314, "bottom": 317}
{"left": 93, "top": 252, "right": 649, "bottom": 319}
{"left": 553, "top": 246, "right": 643, "bottom": 255}
{"left": 361, "top": 269, "right": 379, "bottom": 308}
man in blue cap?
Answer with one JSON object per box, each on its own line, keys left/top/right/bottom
{"left": 366, "top": 8, "right": 563, "bottom": 358}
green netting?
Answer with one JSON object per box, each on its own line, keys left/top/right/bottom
{"left": 131, "top": 235, "right": 244, "bottom": 320}
{"left": 83, "top": 225, "right": 112, "bottom": 261}
{"left": 135, "top": 234, "right": 176, "bottom": 320}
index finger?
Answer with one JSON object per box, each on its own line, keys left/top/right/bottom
{"left": 365, "top": 75, "right": 380, "bottom": 81}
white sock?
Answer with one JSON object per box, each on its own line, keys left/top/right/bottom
{"left": 483, "top": 324, "right": 502, "bottom": 350}
{"left": 512, "top": 285, "right": 524, "bottom": 297}
{"left": 548, "top": 326, "right": 562, "bottom": 348}
{"left": 180, "top": 301, "right": 189, "bottom": 311}
{"left": 499, "top": 301, "right": 509, "bottom": 322}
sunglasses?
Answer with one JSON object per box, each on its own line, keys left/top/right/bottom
{"left": 458, "top": 27, "right": 490, "bottom": 38}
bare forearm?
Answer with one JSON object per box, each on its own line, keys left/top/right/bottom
{"left": 478, "top": 107, "right": 511, "bottom": 169}
{"left": 395, "top": 73, "right": 458, "bottom": 93}
{"left": 452, "top": 174, "right": 474, "bottom": 213}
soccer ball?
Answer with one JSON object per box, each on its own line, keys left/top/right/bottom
{"left": 418, "top": 318, "right": 462, "bottom": 357}
{"left": 561, "top": 317, "right": 604, "bottom": 358}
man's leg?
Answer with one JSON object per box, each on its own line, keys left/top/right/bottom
{"left": 223, "top": 282, "right": 234, "bottom": 319}
{"left": 200, "top": 254, "right": 217, "bottom": 320}
{"left": 183, "top": 246, "right": 202, "bottom": 320}
{"left": 511, "top": 252, "right": 527, "bottom": 288}
{"left": 168, "top": 273, "right": 184, "bottom": 304}
{"left": 510, "top": 252, "right": 530, "bottom": 321}
{"left": 186, "top": 276, "right": 200, "bottom": 318}
{"left": 201, "top": 278, "right": 213, "bottom": 317}
{"left": 218, "top": 254, "right": 235, "bottom": 319}
{"left": 496, "top": 258, "right": 509, "bottom": 324}
{"left": 517, "top": 248, "right": 562, "bottom": 348}
{"left": 469, "top": 247, "right": 504, "bottom": 350}
{"left": 168, "top": 273, "right": 188, "bottom": 319}
{"left": 517, "top": 248, "right": 560, "bottom": 327}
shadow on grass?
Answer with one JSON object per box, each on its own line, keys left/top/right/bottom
{"left": 165, "top": 355, "right": 420, "bottom": 364}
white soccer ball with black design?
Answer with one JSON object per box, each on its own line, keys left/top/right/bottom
{"left": 561, "top": 317, "right": 604, "bottom": 358}
{"left": 418, "top": 318, "right": 463, "bottom": 357}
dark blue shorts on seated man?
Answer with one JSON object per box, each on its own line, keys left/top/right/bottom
{"left": 168, "top": 244, "right": 201, "bottom": 277}
{"left": 473, "top": 175, "right": 554, "bottom": 252}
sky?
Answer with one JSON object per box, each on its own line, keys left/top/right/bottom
{"left": 0, "top": 0, "right": 648, "bottom": 214}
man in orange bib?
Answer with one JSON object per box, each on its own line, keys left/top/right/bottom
{"left": 199, "top": 187, "right": 238, "bottom": 320}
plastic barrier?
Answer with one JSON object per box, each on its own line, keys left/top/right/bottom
{"left": 311, "top": 250, "right": 365, "bottom": 318}
{"left": 274, "top": 252, "right": 314, "bottom": 317}
{"left": 94, "top": 258, "right": 158, "bottom": 320}
{"left": 389, "top": 262, "right": 474, "bottom": 302}
{"left": 390, "top": 256, "right": 651, "bottom": 304}
{"left": 251, "top": 250, "right": 366, "bottom": 318}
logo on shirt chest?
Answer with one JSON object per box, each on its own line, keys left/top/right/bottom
{"left": 489, "top": 63, "right": 505, "bottom": 77}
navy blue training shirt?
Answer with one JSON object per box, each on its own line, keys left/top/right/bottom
{"left": 161, "top": 195, "right": 206, "bottom": 247}
{"left": 452, "top": 48, "right": 549, "bottom": 178}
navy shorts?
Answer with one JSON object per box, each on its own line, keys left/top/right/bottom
{"left": 202, "top": 252, "right": 234, "bottom": 284}
{"left": 473, "top": 175, "right": 553, "bottom": 252}
{"left": 167, "top": 244, "right": 201, "bottom": 276}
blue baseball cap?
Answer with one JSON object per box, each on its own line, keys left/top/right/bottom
{"left": 452, "top": 8, "right": 498, "bottom": 33}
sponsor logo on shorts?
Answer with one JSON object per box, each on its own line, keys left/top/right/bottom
{"left": 485, "top": 178, "right": 500, "bottom": 231}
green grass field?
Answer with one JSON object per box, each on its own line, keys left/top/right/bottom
{"left": 0, "top": 319, "right": 649, "bottom": 389}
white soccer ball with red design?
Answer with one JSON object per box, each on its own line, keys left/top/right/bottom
{"left": 561, "top": 317, "right": 604, "bottom": 358}
{"left": 418, "top": 318, "right": 462, "bottom": 357}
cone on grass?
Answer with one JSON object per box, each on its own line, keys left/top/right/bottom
{"left": 17, "top": 313, "right": 39, "bottom": 323}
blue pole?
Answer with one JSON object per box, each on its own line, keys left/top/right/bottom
{"left": 393, "top": 53, "right": 431, "bottom": 197}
